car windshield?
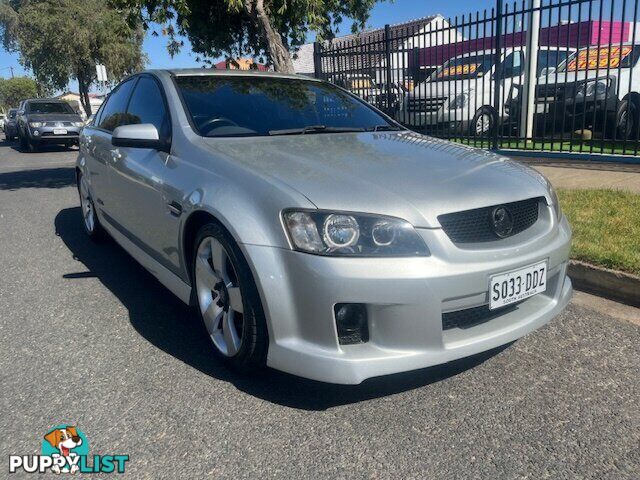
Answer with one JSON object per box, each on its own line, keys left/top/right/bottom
{"left": 27, "top": 102, "right": 74, "bottom": 114}
{"left": 175, "top": 75, "right": 400, "bottom": 137}
{"left": 537, "top": 50, "right": 571, "bottom": 75}
{"left": 429, "top": 54, "right": 494, "bottom": 81}
{"left": 557, "top": 45, "right": 640, "bottom": 72}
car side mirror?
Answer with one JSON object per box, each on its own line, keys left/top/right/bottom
{"left": 18, "top": 110, "right": 24, "bottom": 115}
{"left": 112, "top": 124, "right": 168, "bottom": 152}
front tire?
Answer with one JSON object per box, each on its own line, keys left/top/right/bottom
{"left": 471, "top": 107, "right": 497, "bottom": 138}
{"left": 26, "top": 136, "right": 38, "bottom": 153}
{"left": 192, "top": 223, "right": 268, "bottom": 373}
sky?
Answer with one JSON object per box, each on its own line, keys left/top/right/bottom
{"left": 0, "top": 0, "right": 489, "bottom": 90}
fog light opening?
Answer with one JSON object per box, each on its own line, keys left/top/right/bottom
{"left": 334, "top": 303, "right": 369, "bottom": 345}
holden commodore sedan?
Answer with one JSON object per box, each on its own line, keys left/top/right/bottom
{"left": 76, "top": 69, "right": 572, "bottom": 384}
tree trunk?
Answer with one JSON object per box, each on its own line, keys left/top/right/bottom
{"left": 77, "top": 74, "right": 92, "bottom": 117}
{"left": 245, "top": 0, "right": 295, "bottom": 73}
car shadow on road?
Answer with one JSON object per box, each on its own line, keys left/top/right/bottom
{"left": 0, "top": 167, "right": 76, "bottom": 190}
{"left": 55, "top": 207, "right": 508, "bottom": 411}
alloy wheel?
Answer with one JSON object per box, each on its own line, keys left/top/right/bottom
{"left": 79, "top": 176, "right": 95, "bottom": 233}
{"left": 619, "top": 108, "right": 633, "bottom": 139}
{"left": 195, "top": 236, "right": 245, "bottom": 357}
{"left": 476, "top": 113, "right": 491, "bottom": 135}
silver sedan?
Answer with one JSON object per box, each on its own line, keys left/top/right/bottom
{"left": 76, "top": 69, "right": 572, "bottom": 384}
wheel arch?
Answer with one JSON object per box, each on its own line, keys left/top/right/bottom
{"left": 622, "top": 91, "right": 640, "bottom": 107}
{"left": 181, "top": 208, "right": 275, "bottom": 342}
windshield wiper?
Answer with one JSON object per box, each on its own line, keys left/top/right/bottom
{"left": 269, "top": 125, "right": 365, "bottom": 136}
{"left": 367, "top": 124, "right": 404, "bottom": 132}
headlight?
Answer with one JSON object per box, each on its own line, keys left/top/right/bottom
{"left": 73, "top": 121, "right": 84, "bottom": 127}
{"left": 449, "top": 93, "right": 468, "bottom": 110}
{"left": 29, "top": 122, "right": 44, "bottom": 128}
{"left": 283, "top": 210, "right": 429, "bottom": 257}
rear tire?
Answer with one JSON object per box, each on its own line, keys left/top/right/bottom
{"left": 191, "top": 223, "right": 268, "bottom": 374}
{"left": 616, "top": 98, "right": 640, "bottom": 141}
{"left": 77, "top": 172, "right": 106, "bottom": 242}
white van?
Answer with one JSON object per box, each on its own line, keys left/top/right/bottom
{"left": 397, "top": 46, "right": 573, "bottom": 136}
{"left": 532, "top": 43, "right": 640, "bottom": 139}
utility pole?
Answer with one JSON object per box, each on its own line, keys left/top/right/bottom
{"left": 520, "top": 0, "right": 541, "bottom": 143}
{"left": 9, "top": 67, "right": 14, "bottom": 78}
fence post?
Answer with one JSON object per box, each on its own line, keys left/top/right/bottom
{"left": 492, "top": 0, "right": 503, "bottom": 150}
{"left": 520, "top": 0, "right": 541, "bottom": 144}
{"left": 313, "top": 41, "right": 322, "bottom": 79}
{"left": 384, "top": 24, "right": 393, "bottom": 114}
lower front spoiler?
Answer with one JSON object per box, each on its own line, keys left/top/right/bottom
{"left": 266, "top": 277, "right": 572, "bottom": 385}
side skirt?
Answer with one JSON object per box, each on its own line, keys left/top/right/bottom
{"left": 99, "top": 212, "right": 192, "bottom": 305}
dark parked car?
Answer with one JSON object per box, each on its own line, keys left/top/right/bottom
{"left": 16, "top": 99, "right": 84, "bottom": 152}
{"left": 3, "top": 108, "right": 18, "bottom": 141}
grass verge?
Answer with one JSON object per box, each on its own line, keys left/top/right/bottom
{"left": 558, "top": 188, "right": 640, "bottom": 276}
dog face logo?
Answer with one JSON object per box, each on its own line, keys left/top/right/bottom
{"left": 44, "top": 427, "right": 82, "bottom": 457}
{"left": 42, "top": 426, "right": 88, "bottom": 474}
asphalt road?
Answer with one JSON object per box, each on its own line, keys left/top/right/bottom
{"left": 1, "top": 137, "right": 639, "bottom": 479}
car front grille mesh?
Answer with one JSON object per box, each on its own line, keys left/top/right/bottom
{"left": 438, "top": 197, "right": 542, "bottom": 244}
{"left": 442, "top": 303, "right": 519, "bottom": 330}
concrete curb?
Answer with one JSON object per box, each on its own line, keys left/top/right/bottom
{"left": 568, "top": 260, "right": 640, "bottom": 308}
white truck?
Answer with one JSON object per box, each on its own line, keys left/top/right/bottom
{"left": 397, "top": 46, "right": 573, "bottom": 136}
{"left": 526, "top": 43, "right": 640, "bottom": 140}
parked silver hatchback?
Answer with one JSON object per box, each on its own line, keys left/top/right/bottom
{"left": 76, "top": 69, "right": 572, "bottom": 384}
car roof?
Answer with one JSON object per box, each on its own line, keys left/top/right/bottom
{"left": 24, "top": 98, "right": 69, "bottom": 103}
{"left": 153, "top": 68, "right": 320, "bottom": 82}
{"left": 450, "top": 46, "right": 576, "bottom": 59}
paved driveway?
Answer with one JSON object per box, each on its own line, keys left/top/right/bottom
{"left": 1, "top": 138, "right": 638, "bottom": 479}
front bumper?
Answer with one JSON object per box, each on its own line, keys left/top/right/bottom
{"left": 28, "top": 126, "right": 81, "bottom": 143}
{"left": 397, "top": 109, "right": 472, "bottom": 133}
{"left": 244, "top": 213, "right": 573, "bottom": 384}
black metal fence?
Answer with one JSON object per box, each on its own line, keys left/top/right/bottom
{"left": 314, "top": 0, "right": 640, "bottom": 156}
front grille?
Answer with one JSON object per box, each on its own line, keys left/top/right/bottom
{"left": 535, "top": 83, "right": 572, "bottom": 102}
{"left": 43, "top": 121, "right": 74, "bottom": 127}
{"left": 438, "top": 197, "right": 542, "bottom": 244}
{"left": 40, "top": 131, "right": 78, "bottom": 137}
{"left": 442, "top": 303, "right": 518, "bottom": 330}
{"left": 407, "top": 97, "right": 447, "bottom": 113}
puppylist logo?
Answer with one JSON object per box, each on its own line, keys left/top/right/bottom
{"left": 9, "top": 425, "right": 129, "bottom": 474}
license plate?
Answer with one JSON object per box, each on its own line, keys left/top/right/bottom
{"left": 489, "top": 261, "right": 547, "bottom": 310}
{"left": 53, "top": 128, "right": 67, "bottom": 135}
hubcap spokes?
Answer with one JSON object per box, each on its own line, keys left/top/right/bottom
{"left": 79, "top": 177, "right": 94, "bottom": 232}
{"left": 477, "top": 114, "right": 490, "bottom": 134}
{"left": 195, "top": 237, "right": 244, "bottom": 357}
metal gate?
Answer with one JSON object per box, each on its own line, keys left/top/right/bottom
{"left": 314, "top": 0, "right": 640, "bottom": 156}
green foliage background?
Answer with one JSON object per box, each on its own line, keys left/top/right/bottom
{"left": 0, "top": 76, "right": 37, "bottom": 111}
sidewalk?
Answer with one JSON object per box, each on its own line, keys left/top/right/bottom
{"left": 514, "top": 157, "right": 640, "bottom": 193}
